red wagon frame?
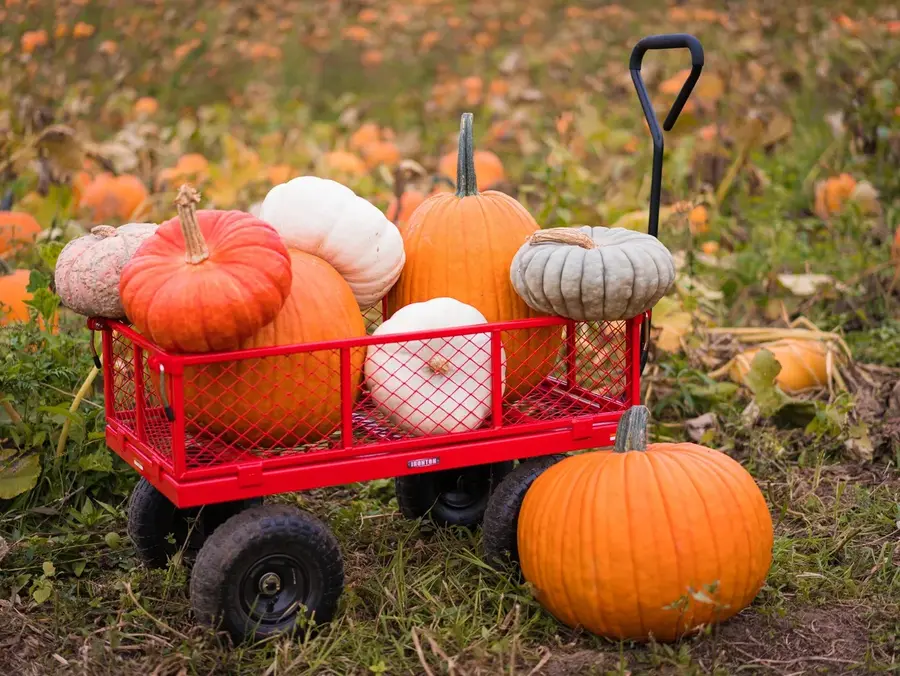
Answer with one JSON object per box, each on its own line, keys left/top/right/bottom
{"left": 90, "top": 308, "right": 646, "bottom": 509}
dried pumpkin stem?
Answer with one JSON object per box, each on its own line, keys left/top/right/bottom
{"left": 0, "top": 259, "right": 12, "bottom": 277}
{"left": 455, "top": 112, "right": 478, "bottom": 198}
{"left": 90, "top": 225, "right": 117, "bottom": 238}
{"left": 175, "top": 184, "right": 209, "bottom": 265}
{"left": 427, "top": 355, "right": 451, "bottom": 376}
{"left": 613, "top": 405, "right": 649, "bottom": 453}
{"left": 529, "top": 229, "right": 596, "bottom": 249}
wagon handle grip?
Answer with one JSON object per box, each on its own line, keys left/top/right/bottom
{"left": 629, "top": 34, "right": 703, "bottom": 372}
{"left": 158, "top": 365, "right": 175, "bottom": 423}
{"left": 630, "top": 33, "right": 703, "bottom": 238}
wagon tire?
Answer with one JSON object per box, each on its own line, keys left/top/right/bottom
{"left": 395, "top": 461, "right": 513, "bottom": 528}
{"left": 482, "top": 455, "right": 566, "bottom": 571}
{"left": 190, "top": 504, "right": 344, "bottom": 644}
{"left": 127, "top": 477, "right": 262, "bottom": 569}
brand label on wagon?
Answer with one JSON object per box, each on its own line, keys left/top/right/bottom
{"left": 408, "top": 457, "right": 440, "bottom": 469}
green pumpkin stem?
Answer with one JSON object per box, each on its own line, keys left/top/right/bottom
{"left": 175, "top": 184, "right": 209, "bottom": 265}
{"left": 455, "top": 112, "right": 478, "bottom": 198}
{"left": 614, "top": 405, "right": 650, "bottom": 453}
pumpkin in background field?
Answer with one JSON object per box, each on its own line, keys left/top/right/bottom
{"left": 388, "top": 113, "right": 561, "bottom": 400}
{"left": 80, "top": 173, "right": 149, "bottom": 222}
{"left": 518, "top": 405, "right": 773, "bottom": 643}
{"left": 183, "top": 250, "right": 367, "bottom": 448}
{"left": 510, "top": 226, "right": 676, "bottom": 321}
{"left": 0, "top": 210, "right": 41, "bottom": 256}
{"left": 259, "top": 176, "right": 405, "bottom": 309}
{"left": 365, "top": 297, "right": 505, "bottom": 436}
{"left": 320, "top": 151, "right": 367, "bottom": 178}
{"left": 55, "top": 223, "right": 158, "bottom": 318}
{"left": 729, "top": 339, "right": 829, "bottom": 393}
{"left": 119, "top": 185, "right": 292, "bottom": 353}
{"left": 0, "top": 261, "right": 56, "bottom": 332}
{"left": 437, "top": 141, "right": 505, "bottom": 190}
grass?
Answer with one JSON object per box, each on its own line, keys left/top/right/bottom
{"left": 1, "top": 0, "right": 900, "bottom": 673}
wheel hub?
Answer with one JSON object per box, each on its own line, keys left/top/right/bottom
{"left": 258, "top": 572, "right": 282, "bottom": 595}
{"left": 239, "top": 554, "right": 309, "bottom": 625}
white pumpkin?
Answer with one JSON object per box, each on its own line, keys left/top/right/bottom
{"left": 258, "top": 176, "right": 405, "bottom": 309}
{"left": 54, "top": 222, "right": 158, "bottom": 318}
{"left": 364, "top": 298, "right": 505, "bottom": 436}
{"left": 509, "top": 226, "right": 676, "bottom": 321}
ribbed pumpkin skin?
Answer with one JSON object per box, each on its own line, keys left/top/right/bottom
{"left": 182, "top": 250, "right": 366, "bottom": 448}
{"left": 120, "top": 204, "right": 292, "bottom": 353}
{"left": 518, "top": 445, "right": 773, "bottom": 642}
{"left": 387, "top": 192, "right": 561, "bottom": 398}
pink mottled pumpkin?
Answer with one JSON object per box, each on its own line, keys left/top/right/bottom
{"left": 55, "top": 223, "right": 158, "bottom": 318}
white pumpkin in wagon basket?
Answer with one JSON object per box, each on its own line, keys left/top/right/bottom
{"left": 364, "top": 298, "right": 506, "bottom": 436}
{"left": 509, "top": 226, "right": 676, "bottom": 322}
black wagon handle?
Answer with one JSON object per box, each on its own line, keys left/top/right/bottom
{"left": 629, "top": 33, "right": 704, "bottom": 372}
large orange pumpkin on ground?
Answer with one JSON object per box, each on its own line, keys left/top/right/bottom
{"left": 119, "top": 185, "right": 293, "bottom": 353}
{"left": 387, "top": 113, "right": 560, "bottom": 399}
{"left": 518, "top": 405, "right": 774, "bottom": 642}
{"left": 181, "top": 250, "right": 367, "bottom": 448}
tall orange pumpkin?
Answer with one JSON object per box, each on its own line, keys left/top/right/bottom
{"left": 518, "top": 406, "right": 774, "bottom": 642}
{"left": 182, "top": 250, "right": 367, "bottom": 448}
{"left": 387, "top": 113, "right": 560, "bottom": 399}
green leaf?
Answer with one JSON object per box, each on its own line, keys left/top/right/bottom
{"left": 742, "top": 349, "right": 788, "bottom": 416}
{"left": 32, "top": 578, "right": 53, "bottom": 605}
{"left": 23, "top": 287, "right": 60, "bottom": 326}
{"left": 42, "top": 561, "right": 56, "bottom": 577}
{"left": 72, "top": 560, "right": 87, "bottom": 578}
{"left": 104, "top": 532, "right": 121, "bottom": 549}
{"left": 26, "top": 270, "right": 51, "bottom": 294}
{"left": 0, "top": 450, "right": 42, "bottom": 499}
{"left": 39, "top": 241, "right": 65, "bottom": 272}
{"left": 78, "top": 450, "right": 113, "bottom": 473}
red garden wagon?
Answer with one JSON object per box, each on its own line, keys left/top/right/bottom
{"left": 92, "top": 34, "right": 703, "bottom": 642}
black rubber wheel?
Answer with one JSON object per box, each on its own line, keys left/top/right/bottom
{"left": 395, "top": 461, "right": 513, "bottom": 527}
{"left": 190, "top": 504, "right": 344, "bottom": 643}
{"left": 127, "top": 477, "right": 262, "bottom": 568}
{"left": 482, "top": 455, "right": 566, "bottom": 570}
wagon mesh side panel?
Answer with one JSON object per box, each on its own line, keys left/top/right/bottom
{"left": 172, "top": 319, "right": 631, "bottom": 471}
{"left": 109, "top": 329, "right": 174, "bottom": 464}
{"left": 180, "top": 347, "right": 347, "bottom": 469}
{"left": 505, "top": 321, "right": 630, "bottom": 421}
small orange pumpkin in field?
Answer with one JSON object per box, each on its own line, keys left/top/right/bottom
{"left": 0, "top": 261, "right": 56, "bottom": 332}
{"left": 119, "top": 185, "right": 293, "bottom": 353}
{"left": 80, "top": 173, "right": 149, "bottom": 222}
{"left": 361, "top": 140, "right": 401, "bottom": 169}
{"left": 518, "top": 405, "right": 773, "bottom": 642}
{"left": 438, "top": 141, "right": 505, "bottom": 190}
{"left": 0, "top": 210, "right": 41, "bottom": 256}
{"left": 155, "top": 154, "right": 210, "bottom": 190}
{"left": 349, "top": 122, "right": 381, "bottom": 151}
{"left": 0, "top": 261, "right": 35, "bottom": 324}
{"left": 321, "top": 150, "right": 367, "bottom": 177}
{"left": 182, "top": 249, "right": 367, "bottom": 447}
{"left": 388, "top": 113, "right": 560, "bottom": 399}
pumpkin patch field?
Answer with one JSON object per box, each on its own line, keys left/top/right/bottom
{"left": 1, "top": 0, "right": 899, "bottom": 673}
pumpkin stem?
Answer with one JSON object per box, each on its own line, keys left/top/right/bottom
{"left": 174, "top": 184, "right": 209, "bottom": 265}
{"left": 0, "top": 259, "right": 12, "bottom": 276}
{"left": 427, "top": 354, "right": 451, "bottom": 376}
{"left": 455, "top": 112, "right": 478, "bottom": 198}
{"left": 613, "top": 405, "right": 649, "bottom": 452}
{"left": 90, "top": 225, "right": 117, "bottom": 238}
{"left": 529, "top": 229, "right": 596, "bottom": 249}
